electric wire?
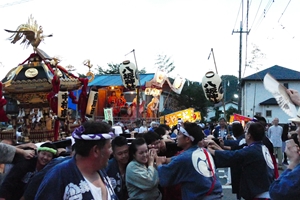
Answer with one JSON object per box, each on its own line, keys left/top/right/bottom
{"left": 264, "top": 0, "right": 274, "bottom": 18}
{"left": 252, "top": 0, "right": 274, "bottom": 33}
{"left": 278, "top": 0, "right": 292, "bottom": 22}
{"left": 233, "top": 0, "right": 242, "bottom": 30}
{"left": 243, "top": 0, "right": 250, "bottom": 78}
{"left": 249, "top": 0, "right": 262, "bottom": 32}
{"left": 0, "top": 0, "right": 32, "bottom": 8}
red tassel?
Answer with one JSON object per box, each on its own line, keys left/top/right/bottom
{"left": 69, "top": 91, "right": 78, "bottom": 104}
{"left": 78, "top": 78, "right": 89, "bottom": 122}
{"left": 0, "top": 82, "right": 9, "bottom": 122}
{"left": 53, "top": 120, "right": 60, "bottom": 141}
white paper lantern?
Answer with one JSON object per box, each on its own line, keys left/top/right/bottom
{"left": 119, "top": 60, "right": 139, "bottom": 90}
{"left": 202, "top": 71, "right": 223, "bottom": 103}
{"left": 153, "top": 68, "right": 167, "bottom": 87}
{"left": 172, "top": 76, "right": 186, "bottom": 94}
{"left": 57, "top": 91, "right": 69, "bottom": 118}
{"left": 86, "top": 89, "right": 98, "bottom": 117}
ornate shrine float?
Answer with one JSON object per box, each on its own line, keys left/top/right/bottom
{"left": 0, "top": 15, "right": 91, "bottom": 142}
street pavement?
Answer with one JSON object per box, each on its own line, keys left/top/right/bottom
{"left": 217, "top": 165, "right": 287, "bottom": 200}
{"left": 216, "top": 168, "right": 236, "bottom": 200}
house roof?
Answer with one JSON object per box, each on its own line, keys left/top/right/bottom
{"left": 214, "top": 100, "right": 238, "bottom": 108}
{"left": 242, "top": 65, "right": 300, "bottom": 84}
{"left": 88, "top": 73, "right": 155, "bottom": 87}
{"left": 259, "top": 98, "right": 278, "bottom": 105}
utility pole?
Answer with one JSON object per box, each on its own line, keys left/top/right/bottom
{"left": 232, "top": 21, "right": 249, "bottom": 114}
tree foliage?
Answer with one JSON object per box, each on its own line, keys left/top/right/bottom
{"left": 96, "top": 62, "right": 146, "bottom": 75}
{"left": 220, "top": 75, "right": 239, "bottom": 102}
{"left": 225, "top": 106, "right": 238, "bottom": 121}
{"left": 246, "top": 43, "right": 266, "bottom": 72}
{"left": 155, "top": 55, "right": 175, "bottom": 73}
{"left": 172, "top": 81, "right": 210, "bottom": 118}
{"left": 77, "top": 73, "right": 87, "bottom": 78}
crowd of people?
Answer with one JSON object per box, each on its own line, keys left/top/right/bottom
{"left": 0, "top": 89, "right": 300, "bottom": 200}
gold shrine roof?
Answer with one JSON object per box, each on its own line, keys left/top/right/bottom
{"left": 2, "top": 54, "right": 81, "bottom": 104}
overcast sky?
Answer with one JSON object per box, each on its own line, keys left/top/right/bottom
{"left": 0, "top": 0, "right": 299, "bottom": 83}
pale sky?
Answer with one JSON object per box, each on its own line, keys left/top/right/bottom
{"left": 0, "top": 0, "right": 299, "bottom": 83}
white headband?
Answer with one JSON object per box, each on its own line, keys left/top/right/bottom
{"left": 179, "top": 126, "right": 194, "bottom": 141}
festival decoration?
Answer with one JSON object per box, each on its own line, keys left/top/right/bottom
{"left": 86, "top": 89, "right": 98, "bottom": 117}
{"left": 145, "top": 88, "right": 162, "bottom": 96}
{"left": 104, "top": 108, "right": 114, "bottom": 124}
{"left": 0, "top": 82, "right": 9, "bottom": 122}
{"left": 1, "top": 15, "right": 87, "bottom": 141}
{"left": 152, "top": 68, "right": 167, "bottom": 88}
{"left": 231, "top": 113, "right": 252, "bottom": 124}
{"left": 4, "top": 15, "right": 52, "bottom": 51}
{"left": 161, "top": 108, "right": 200, "bottom": 127}
{"left": 147, "top": 97, "right": 159, "bottom": 118}
{"left": 202, "top": 71, "right": 223, "bottom": 103}
{"left": 83, "top": 59, "right": 95, "bottom": 83}
{"left": 263, "top": 73, "right": 297, "bottom": 118}
{"left": 119, "top": 60, "right": 139, "bottom": 90}
{"left": 171, "top": 76, "right": 186, "bottom": 94}
{"left": 57, "top": 91, "right": 69, "bottom": 119}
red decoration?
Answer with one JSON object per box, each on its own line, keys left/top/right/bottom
{"left": 0, "top": 82, "right": 9, "bottom": 122}
{"left": 78, "top": 78, "right": 89, "bottom": 122}
{"left": 46, "top": 75, "right": 60, "bottom": 141}
{"left": 69, "top": 91, "right": 78, "bottom": 104}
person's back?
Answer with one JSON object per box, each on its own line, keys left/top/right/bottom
{"left": 23, "top": 156, "right": 71, "bottom": 200}
{"left": 208, "top": 122, "right": 275, "bottom": 200}
{"left": 157, "top": 122, "right": 223, "bottom": 199}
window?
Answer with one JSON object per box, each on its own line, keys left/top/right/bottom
{"left": 266, "top": 110, "right": 272, "bottom": 117}
{"left": 283, "top": 83, "right": 289, "bottom": 89}
{"left": 255, "top": 112, "right": 262, "bottom": 117}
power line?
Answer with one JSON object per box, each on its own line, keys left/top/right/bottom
{"left": 243, "top": 0, "right": 250, "bottom": 78}
{"left": 0, "top": 0, "right": 32, "bottom": 8}
{"left": 249, "top": 0, "right": 262, "bottom": 31}
{"left": 278, "top": 0, "right": 292, "bottom": 22}
{"left": 264, "top": 0, "right": 274, "bottom": 18}
{"left": 251, "top": 0, "right": 274, "bottom": 32}
{"left": 233, "top": 0, "right": 242, "bottom": 30}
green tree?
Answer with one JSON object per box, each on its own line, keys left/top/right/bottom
{"left": 221, "top": 75, "right": 239, "bottom": 102}
{"left": 172, "top": 81, "right": 210, "bottom": 118}
{"left": 77, "top": 73, "right": 87, "bottom": 78}
{"left": 225, "top": 106, "right": 238, "bottom": 121}
{"left": 96, "top": 62, "right": 146, "bottom": 75}
{"left": 155, "top": 55, "right": 175, "bottom": 73}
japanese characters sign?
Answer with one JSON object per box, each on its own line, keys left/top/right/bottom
{"left": 86, "top": 89, "right": 98, "bottom": 117}
{"left": 119, "top": 60, "right": 139, "bottom": 90}
{"left": 202, "top": 71, "right": 223, "bottom": 103}
{"left": 57, "top": 91, "right": 68, "bottom": 118}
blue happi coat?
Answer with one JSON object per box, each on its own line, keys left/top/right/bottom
{"left": 157, "top": 145, "right": 222, "bottom": 200}
{"left": 35, "top": 156, "right": 118, "bottom": 200}
{"left": 269, "top": 163, "right": 300, "bottom": 200}
{"left": 214, "top": 142, "right": 275, "bottom": 200}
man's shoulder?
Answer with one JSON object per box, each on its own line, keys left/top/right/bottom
{"left": 106, "top": 158, "right": 118, "bottom": 170}
{"left": 47, "top": 157, "right": 73, "bottom": 173}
